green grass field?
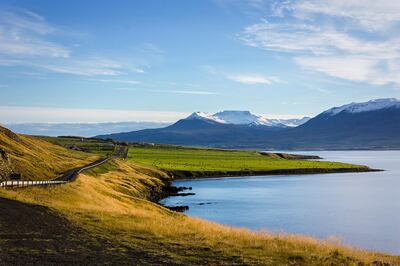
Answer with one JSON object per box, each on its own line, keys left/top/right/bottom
{"left": 128, "top": 145, "right": 369, "bottom": 177}
{"left": 38, "top": 136, "right": 116, "bottom": 156}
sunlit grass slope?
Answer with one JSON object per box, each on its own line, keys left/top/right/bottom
{"left": 0, "top": 126, "right": 98, "bottom": 181}
{"left": 128, "top": 145, "right": 370, "bottom": 178}
{"left": 1, "top": 158, "right": 398, "bottom": 265}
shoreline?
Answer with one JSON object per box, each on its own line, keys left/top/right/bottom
{"left": 167, "top": 166, "right": 381, "bottom": 180}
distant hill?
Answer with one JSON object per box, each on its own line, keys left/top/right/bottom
{"left": 97, "top": 99, "right": 400, "bottom": 150}
{"left": 2, "top": 121, "right": 171, "bottom": 137}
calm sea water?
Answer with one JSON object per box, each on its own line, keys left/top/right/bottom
{"left": 161, "top": 151, "right": 400, "bottom": 255}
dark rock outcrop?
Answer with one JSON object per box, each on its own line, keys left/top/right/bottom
{"left": 0, "top": 148, "right": 13, "bottom": 181}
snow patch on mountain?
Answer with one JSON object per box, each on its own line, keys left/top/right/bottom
{"left": 186, "top": 112, "right": 226, "bottom": 123}
{"left": 214, "top": 111, "right": 271, "bottom": 125}
{"left": 185, "top": 111, "right": 308, "bottom": 127}
{"left": 324, "top": 98, "right": 400, "bottom": 116}
{"left": 269, "top": 117, "right": 311, "bottom": 127}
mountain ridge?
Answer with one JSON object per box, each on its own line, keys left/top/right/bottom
{"left": 184, "top": 110, "right": 309, "bottom": 127}
{"left": 323, "top": 98, "right": 400, "bottom": 116}
{"left": 96, "top": 98, "right": 400, "bottom": 150}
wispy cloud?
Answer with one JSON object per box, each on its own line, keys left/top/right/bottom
{"left": 21, "top": 72, "right": 47, "bottom": 79}
{"left": 291, "top": 0, "right": 400, "bottom": 31}
{"left": 0, "top": 9, "right": 69, "bottom": 58}
{"left": 239, "top": 1, "right": 400, "bottom": 87}
{"left": 295, "top": 56, "right": 386, "bottom": 85}
{"left": 0, "top": 85, "right": 9, "bottom": 88}
{"left": 91, "top": 79, "right": 141, "bottom": 85}
{"left": 303, "top": 84, "right": 331, "bottom": 94}
{"left": 38, "top": 59, "right": 126, "bottom": 76}
{"left": 114, "top": 87, "right": 138, "bottom": 92}
{"left": 0, "top": 57, "right": 128, "bottom": 76}
{"left": 204, "top": 66, "right": 281, "bottom": 86}
{"left": 0, "top": 9, "right": 148, "bottom": 77}
{"left": 227, "top": 73, "right": 280, "bottom": 85}
{"left": 152, "top": 89, "right": 218, "bottom": 95}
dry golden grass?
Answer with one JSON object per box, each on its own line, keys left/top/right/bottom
{"left": 2, "top": 158, "right": 399, "bottom": 265}
{"left": 0, "top": 127, "right": 98, "bottom": 180}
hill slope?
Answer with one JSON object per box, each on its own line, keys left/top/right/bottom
{"left": 0, "top": 126, "right": 98, "bottom": 181}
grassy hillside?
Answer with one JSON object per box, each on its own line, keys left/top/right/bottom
{"left": 0, "top": 126, "right": 98, "bottom": 181}
{"left": 128, "top": 145, "right": 371, "bottom": 178}
{"left": 1, "top": 158, "right": 399, "bottom": 265}
{"left": 1, "top": 127, "right": 397, "bottom": 264}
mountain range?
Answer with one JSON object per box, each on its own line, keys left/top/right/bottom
{"left": 185, "top": 111, "right": 310, "bottom": 127}
{"left": 2, "top": 113, "right": 308, "bottom": 137}
{"left": 97, "top": 98, "right": 400, "bottom": 150}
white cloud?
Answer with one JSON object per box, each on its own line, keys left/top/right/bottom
{"left": 37, "top": 59, "right": 125, "bottom": 76}
{"left": 92, "top": 79, "right": 141, "bottom": 85}
{"left": 132, "top": 68, "right": 145, "bottom": 73}
{"left": 239, "top": 1, "right": 400, "bottom": 87}
{"left": 152, "top": 89, "right": 218, "bottom": 95}
{"left": 0, "top": 9, "right": 148, "bottom": 77}
{"left": 205, "top": 66, "right": 281, "bottom": 85}
{"left": 302, "top": 84, "right": 331, "bottom": 94}
{"left": 0, "top": 106, "right": 189, "bottom": 123}
{"left": 227, "top": 73, "right": 279, "bottom": 85}
{"left": 241, "top": 20, "right": 400, "bottom": 57}
{"left": 114, "top": 88, "right": 137, "bottom": 92}
{"left": 0, "top": 9, "right": 69, "bottom": 58}
{"left": 2, "top": 9, "right": 54, "bottom": 34}
{"left": 292, "top": 0, "right": 400, "bottom": 31}
{"left": 0, "top": 58, "right": 128, "bottom": 76}
{"left": 295, "top": 56, "right": 377, "bottom": 83}
{"left": 0, "top": 37, "right": 69, "bottom": 58}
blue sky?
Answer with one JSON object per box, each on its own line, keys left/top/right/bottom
{"left": 1, "top": 0, "right": 400, "bottom": 123}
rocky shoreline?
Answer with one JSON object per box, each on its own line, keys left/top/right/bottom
{"left": 156, "top": 184, "right": 194, "bottom": 212}
{"left": 168, "top": 166, "right": 380, "bottom": 180}
{"left": 259, "top": 152, "right": 322, "bottom": 160}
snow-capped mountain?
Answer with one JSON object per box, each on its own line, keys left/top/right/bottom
{"left": 185, "top": 110, "right": 308, "bottom": 127}
{"left": 97, "top": 98, "right": 400, "bottom": 149}
{"left": 323, "top": 98, "right": 400, "bottom": 116}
